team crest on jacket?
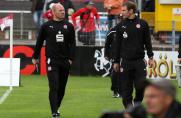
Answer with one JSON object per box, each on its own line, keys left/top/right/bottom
{"left": 48, "top": 66, "right": 52, "bottom": 71}
{"left": 120, "top": 67, "right": 124, "bottom": 72}
{"left": 63, "top": 24, "right": 67, "bottom": 29}
{"left": 122, "top": 25, "right": 126, "bottom": 29}
{"left": 136, "top": 24, "right": 141, "bottom": 28}
{"left": 123, "top": 31, "right": 128, "bottom": 39}
{"left": 56, "top": 31, "right": 64, "bottom": 42}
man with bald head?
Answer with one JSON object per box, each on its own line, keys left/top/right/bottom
{"left": 32, "top": 3, "right": 75, "bottom": 118}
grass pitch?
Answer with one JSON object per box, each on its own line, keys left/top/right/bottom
{"left": 0, "top": 75, "right": 180, "bottom": 118}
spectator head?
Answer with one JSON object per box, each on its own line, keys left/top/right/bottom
{"left": 144, "top": 79, "right": 176, "bottom": 117}
{"left": 49, "top": 3, "right": 55, "bottom": 9}
{"left": 52, "top": 3, "right": 65, "bottom": 20}
{"left": 42, "top": 3, "right": 55, "bottom": 21}
{"left": 122, "top": 1, "right": 137, "bottom": 19}
{"left": 84, "top": 0, "right": 94, "bottom": 9}
{"left": 42, "top": 9, "right": 53, "bottom": 20}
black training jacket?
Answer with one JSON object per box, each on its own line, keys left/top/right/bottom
{"left": 114, "top": 17, "right": 153, "bottom": 63}
{"left": 33, "top": 20, "right": 75, "bottom": 61}
{"left": 104, "top": 26, "right": 117, "bottom": 60}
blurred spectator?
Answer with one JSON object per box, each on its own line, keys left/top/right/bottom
{"left": 142, "top": 0, "right": 155, "bottom": 12}
{"left": 103, "top": 0, "right": 125, "bottom": 29}
{"left": 144, "top": 79, "right": 181, "bottom": 118}
{"left": 45, "top": 0, "right": 75, "bottom": 20}
{"left": 43, "top": 0, "right": 53, "bottom": 12}
{"left": 71, "top": 0, "right": 100, "bottom": 45}
{"left": 42, "top": 3, "right": 55, "bottom": 21}
{"left": 42, "top": 9, "right": 53, "bottom": 21}
{"left": 31, "top": 0, "right": 45, "bottom": 28}
{"left": 178, "top": 35, "right": 181, "bottom": 63}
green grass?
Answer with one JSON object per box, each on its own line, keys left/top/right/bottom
{"left": 0, "top": 75, "right": 122, "bottom": 118}
{"left": 0, "top": 75, "right": 180, "bottom": 118}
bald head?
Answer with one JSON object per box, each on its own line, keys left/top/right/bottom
{"left": 52, "top": 3, "right": 65, "bottom": 21}
{"left": 52, "top": 3, "right": 64, "bottom": 12}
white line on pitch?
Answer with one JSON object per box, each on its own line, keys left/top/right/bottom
{"left": 0, "top": 89, "right": 12, "bottom": 104}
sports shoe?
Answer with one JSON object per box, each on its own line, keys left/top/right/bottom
{"left": 57, "top": 111, "right": 60, "bottom": 118}
{"left": 52, "top": 113, "right": 60, "bottom": 118}
{"left": 52, "top": 113, "right": 57, "bottom": 118}
{"left": 112, "top": 92, "right": 120, "bottom": 98}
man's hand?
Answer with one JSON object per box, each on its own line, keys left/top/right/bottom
{"left": 68, "top": 60, "right": 72, "bottom": 65}
{"left": 32, "top": 59, "right": 38, "bottom": 65}
{"left": 113, "top": 63, "right": 120, "bottom": 72}
{"left": 148, "top": 58, "right": 154, "bottom": 68}
{"left": 178, "top": 58, "right": 181, "bottom": 64}
{"left": 124, "top": 112, "right": 133, "bottom": 118}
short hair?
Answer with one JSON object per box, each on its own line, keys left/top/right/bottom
{"left": 123, "top": 1, "right": 137, "bottom": 13}
{"left": 144, "top": 79, "right": 176, "bottom": 98}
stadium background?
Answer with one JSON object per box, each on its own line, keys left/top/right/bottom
{"left": 0, "top": 0, "right": 180, "bottom": 76}
{"left": 0, "top": 0, "right": 181, "bottom": 118}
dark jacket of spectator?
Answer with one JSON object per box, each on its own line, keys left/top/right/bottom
{"left": 31, "top": 0, "right": 45, "bottom": 13}
{"left": 164, "top": 100, "right": 181, "bottom": 118}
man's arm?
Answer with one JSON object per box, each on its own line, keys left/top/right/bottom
{"left": 93, "top": 8, "right": 100, "bottom": 25}
{"left": 178, "top": 35, "right": 181, "bottom": 63}
{"left": 113, "top": 25, "right": 122, "bottom": 72}
{"left": 143, "top": 21, "right": 154, "bottom": 67}
{"left": 71, "top": 9, "right": 83, "bottom": 28}
{"left": 114, "top": 25, "right": 121, "bottom": 63}
{"left": 32, "top": 24, "right": 46, "bottom": 64}
{"left": 144, "top": 21, "right": 153, "bottom": 58}
{"left": 104, "top": 29, "right": 116, "bottom": 60}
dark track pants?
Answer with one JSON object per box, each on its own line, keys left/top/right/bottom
{"left": 46, "top": 61, "right": 70, "bottom": 114}
{"left": 111, "top": 70, "right": 120, "bottom": 93}
{"left": 121, "top": 59, "right": 146, "bottom": 108}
